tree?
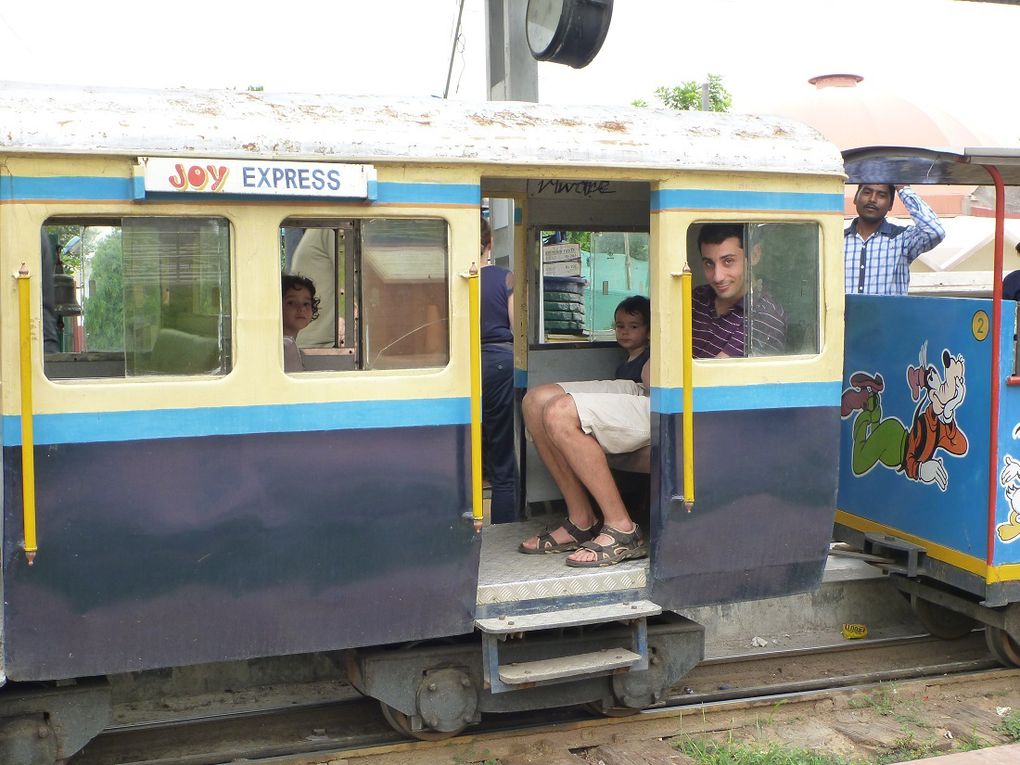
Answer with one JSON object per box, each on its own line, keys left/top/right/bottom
{"left": 636, "top": 74, "right": 733, "bottom": 113}
{"left": 82, "top": 231, "right": 125, "bottom": 351}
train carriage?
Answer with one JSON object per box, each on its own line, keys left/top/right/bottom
{"left": 0, "top": 81, "right": 846, "bottom": 761}
{"left": 834, "top": 146, "right": 1020, "bottom": 666}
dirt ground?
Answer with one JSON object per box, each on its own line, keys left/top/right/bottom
{"left": 569, "top": 671, "right": 1020, "bottom": 765}
{"left": 437, "top": 670, "right": 1020, "bottom": 765}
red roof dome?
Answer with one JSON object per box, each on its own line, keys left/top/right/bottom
{"left": 768, "top": 74, "right": 996, "bottom": 150}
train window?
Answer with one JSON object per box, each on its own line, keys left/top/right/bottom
{"left": 539, "top": 230, "right": 649, "bottom": 342}
{"left": 687, "top": 222, "right": 820, "bottom": 358}
{"left": 282, "top": 218, "right": 449, "bottom": 372}
{"left": 41, "top": 218, "right": 232, "bottom": 380}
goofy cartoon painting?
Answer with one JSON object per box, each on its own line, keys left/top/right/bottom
{"left": 841, "top": 343, "right": 968, "bottom": 492}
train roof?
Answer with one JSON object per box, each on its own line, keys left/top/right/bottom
{"left": 0, "top": 81, "right": 845, "bottom": 177}
{"left": 844, "top": 145, "right": 1020, "bottom": 186}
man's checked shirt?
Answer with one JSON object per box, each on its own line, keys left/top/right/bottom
{"left": 844, "top": 187, "right": 945, "bottom": 296}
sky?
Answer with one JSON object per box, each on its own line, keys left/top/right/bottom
{"left": 1, "top": 0, "right": 1017, "bottom": 145}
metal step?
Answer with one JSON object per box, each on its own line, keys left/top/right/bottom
{"left": 498, "top": 647, "right": 641, "bottom": 685}
{"left": 475, "top": 600, "right": 660, "bottom": 634}
{"left": 478, "top": 600, "right": 661, "bottom": 694}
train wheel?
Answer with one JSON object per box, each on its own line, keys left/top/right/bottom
{"left": 984, "top": 627, "right": 1020, "bottom": 667}
{"left": 379, "top": 702, "right": 464, "bottom": 741}
{"left": 583, "top": 700, "right": 641, "bottom": 718}
{"left": 912, "top": 597, "right": 977, "bottom": 640}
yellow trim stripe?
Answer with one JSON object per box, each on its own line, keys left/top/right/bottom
{"left": 835, "top": 510, "right": 1020, "bottom": 584}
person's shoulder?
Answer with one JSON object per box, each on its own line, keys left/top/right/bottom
{"left": 878, "top": 219, "right": 908, "bottom": 237}
{"left": 757, "top": 291, "right": 787, "bottom": 323}
{"left": 692, "top": 283, "right": 712, "bottom": 300}
{"left": 756, "top": 283, "right": 784, "bottom": 310}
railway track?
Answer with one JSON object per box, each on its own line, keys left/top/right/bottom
{"left": 70, "top": 631, "right": 1005, "bottom": 765}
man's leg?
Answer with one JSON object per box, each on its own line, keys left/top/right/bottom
{"left": 519, "top": 385, "right": 600, "bottom": 550}
{"left": 851, "top": 395, "right": 906, "bottom": 475}
{"left": 540, "top": 394, "right": 639, "bottom": 565}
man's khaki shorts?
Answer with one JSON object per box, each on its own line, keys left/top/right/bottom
{"left": 557, "top": 380, "right": 650, "bottom": 454}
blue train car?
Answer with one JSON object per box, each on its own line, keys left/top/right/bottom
{"left": 834, "top": 147, "right": 1020, "bottom": 666}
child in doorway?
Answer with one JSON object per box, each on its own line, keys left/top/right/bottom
{"left": 518, "top": 295, "right": 651, "bottom": 566}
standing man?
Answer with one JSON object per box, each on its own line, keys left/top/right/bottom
{"left": 480, "top": 216, "right": 518, "bottom": 523}
{"left": 844, "top": 184, "right": 945, "bottom": 296}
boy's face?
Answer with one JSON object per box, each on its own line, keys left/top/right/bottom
{"left": 614, "top": 309, "right": 649, "bottom": 353}
{"left": 700, "top": 236, "right": 747, "bottom": 302}
{"left": 283, "top": 286, "right": 314, "bottom": 336}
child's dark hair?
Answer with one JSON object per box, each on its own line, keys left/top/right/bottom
{"left": 282, "top": 273, "right": 320, "bottom": 320}
{"left": 615, "top": 295, "right": 650, "bottom": 328}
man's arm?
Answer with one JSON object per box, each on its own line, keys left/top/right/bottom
{"left": 898, "top": 186, "right": 945, "bottom": 262}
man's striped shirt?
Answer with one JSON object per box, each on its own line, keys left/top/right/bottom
{"left": 691, "top": 284, "right": 787, "bottom": 358}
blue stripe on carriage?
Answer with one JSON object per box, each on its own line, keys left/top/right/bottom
{"left": 2, "top": 397, "right": 470, "bottom": 446}
{"left": 651, "top": 381, "right": 840, "bottom": 413}
{"left": 651, "top": 189, "right": 844, "bottom": 212}
{"left": 0, "top": 175, "right": 141, "bottom": 201}
{"left": 374, "top": 182, "right": 480, "bottom": 205}
{"left": 0, "top": 175, "right": 479, "bottom": 205}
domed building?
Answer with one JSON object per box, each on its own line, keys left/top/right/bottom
{"left": 763, "top": 74, "right": 1020, "bottom": 295}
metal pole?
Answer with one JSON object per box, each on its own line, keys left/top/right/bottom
{"left": 443, "top": 0, "right": 467, "bottom": 98}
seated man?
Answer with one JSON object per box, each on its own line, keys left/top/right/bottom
{"left": 692, "top": 223, "right": 786, "bottom": 358}
{"left": 518, "top": 296, "right": 650, "bottom": 567}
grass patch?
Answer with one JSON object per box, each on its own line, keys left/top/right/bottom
{"left": 672, "top": 736, "right": 855, "bottom": 765}
{"left": 958, "top": 731, "right": 988, "bottom": 751}
{"left": 1000, "top": 709, "right": 1020, "bottom": 741}
{"left": 874, "top": 733, "right": 942, "bottom": 764}
{"left": 846, "top": 684, "right": 926, "bottom": 728}
{"left": 847, "top": 685, "right": 897, "bottom": 716}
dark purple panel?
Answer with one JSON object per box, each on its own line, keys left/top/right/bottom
{"left": 3, "top": 425, "right": 477, "bottom": 681}
{"left": 650, "top": 407, "right": 839, "bottom": 609}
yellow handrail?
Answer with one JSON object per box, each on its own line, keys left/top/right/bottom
{"left": 680, "top": 265, "right": 695, "bottom": 511}
{"left": 462, "top": 263, "right": 483, "bottom": 526}
{"left": 16, "top": 264, "right": 38, "bottom": 564}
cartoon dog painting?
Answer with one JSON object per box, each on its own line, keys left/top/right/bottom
{"left": 841, "top": 343, "right": 968, "bottom": 491}
{"left": 997, "top": 455, "right": 1020, "bottom": 543}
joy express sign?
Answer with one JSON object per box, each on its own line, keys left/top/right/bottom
{"left": 139, "top": 158, "right": 376, "bottom": 199}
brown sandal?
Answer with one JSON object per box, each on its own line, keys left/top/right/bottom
{"left": 565, "top": 524, "right": 647, "bottom": 567}
{"left": 518, "top": 518, "right": 602, "bottom": 554}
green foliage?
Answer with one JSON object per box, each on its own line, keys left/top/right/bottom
{"left": 847, "top": 685, "right": 898, "bottom": 716}
{"left": 651, "top": 74, "right": 732, "bottom": 112}
{"left": 564, "top": 230, "right": 591, "bottom": 253}
{"left": 672, "top": 736, "right": 854, "bottom": 765}
{"left": 875, "top": 733, "right": 942, "bottom": 764}
{"left": 48, "top": 225, "right": 85, "bottom": 275}
{"left": 958, "top": 731, "right": 988, "bottom": 751}
{"left": 82, "top": 231, "right": 125, "bottom": 351}
{"left": 1000, "top": 709, "right": 1020, "bottom": 741}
